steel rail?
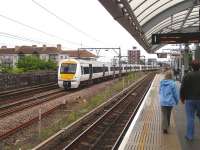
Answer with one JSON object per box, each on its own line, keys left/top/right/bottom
{"left": 63, "top": 73, "right": 154, "bottom": 150}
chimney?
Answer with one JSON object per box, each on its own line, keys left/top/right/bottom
{"left": 1, "top": 46, "right": 7, "bottom": 49}
{"left": 57, "top": 44, "right": 61, "bottom": 51}
{"left": 42, "top": 44, "right": 46, "bottom": 50}
{"left": 15, "top": 46, "right": 20, "bottom": 51}
{"left": 32, "top": 45, "right": 37, "bottom": 48}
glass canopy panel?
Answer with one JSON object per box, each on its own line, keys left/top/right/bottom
{"left": 185, "top": 18, "right": 199, "bottom": 23}
{"left": 162, "top": 29, "right": 171, "bottom": 33}
{"left": 145, "top": 18, "right": 171, "bottom": 35}
{"left": 184, "top": 18, "right": 199, "bottom": 27}
{"left": 188, "top": 15, "right": 199, "bottom": 20}
{"left": 139, "top": 0, "right": 184, "bottom": 26}
{"left": 137, "top": 0, "right": 168, "bottom": 22}
{"left": 145, "top": 19, "right": 184, "bottom": 38}
{"left": 171, "top": 23, "right": 182, "bottom": 29}
{"left": 129, "top": 0, "right": 146, "bottom": 12}
{"left": 192, "top": 6, "right": 199, "bottom": 12}
{"left": 184, "top": 23, "right": 197, "bottom": 28}
{"left": 189, "top": 11, "right": 199, "bottom": 17}
{"left": 172, "top": 15, "right": 186, "bottom": 22}
{"left": 173, "top": 10, "right": 188, "bottom": 18}
{"left": 134, "top": 0, "right": 159, "bottom": 17}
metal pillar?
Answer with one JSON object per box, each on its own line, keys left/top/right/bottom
{"left": 183, "top": 44, "right": 190, "bottom": 72}
{"left": 119, "top": 47, "right": 122, "bottom": 78}
{"left": 194, "top": 44, "right": 200, "bottom": 60}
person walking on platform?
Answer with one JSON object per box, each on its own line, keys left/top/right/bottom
{"left": 180, "top": 60, "right": 200, "bottom": 141}
{"left": 159, "top": 70, "right": 179, "bottom": 134}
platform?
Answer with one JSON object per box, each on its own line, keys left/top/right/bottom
{"left": 119, "top": 74, "right": 200, "bottom": 150}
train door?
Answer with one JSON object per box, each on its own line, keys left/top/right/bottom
{"left": 89, "top": 64, "right": 93, "bottom": 80}
{"left": 103, "top": 64, "right": 105, "bottom": 77}
{"left": 113, "top": 65, "right": 116, "bottom": 78}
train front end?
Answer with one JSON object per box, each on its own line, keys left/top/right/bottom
{"left": 58, "top": 59, "right": 80, "bottom": 89}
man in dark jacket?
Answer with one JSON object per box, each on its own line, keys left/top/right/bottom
{"left": 180, "top": 60, "right": 200, "bottom": 141}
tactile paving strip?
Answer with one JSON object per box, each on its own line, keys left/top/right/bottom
{"left": 123, "top": 74, "right": 181, "bottom": 150}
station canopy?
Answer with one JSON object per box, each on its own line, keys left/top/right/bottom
{"left": 98, "top": 0, "right": 200, "bottom": 53}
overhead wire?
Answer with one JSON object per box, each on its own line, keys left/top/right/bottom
{"left": 0, "top": 14, "right": 88, "bottom": 47}
{"left": 0, "top": 32, "right": 53, "bottom": 45}
{"left": 32, "top": 0, "right": 109, "bottom": 46}
{"left": 0, "top": 32, "right": 72, "bottom": 49}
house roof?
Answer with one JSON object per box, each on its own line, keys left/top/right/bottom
{"left": 0, "top": 48, "right": 16, "bottom": 54}
{"left": 61, "top": 50, "right": 96, "bottom": 58}
{"left": 0, "top": 46, "right": 96, "bottom": 58}
{"left": 0, "top": 46, "right": 59, "bottom": 54}
{"left": 18, "top": 46, "right": 59, "bottom": 54}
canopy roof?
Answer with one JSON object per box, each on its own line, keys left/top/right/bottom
{"left": 98, "top": 0, "right": 199, "bottom": 52}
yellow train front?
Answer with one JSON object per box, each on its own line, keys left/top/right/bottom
{"left": 58, "top": 59, "right": 81, "bottom": 89}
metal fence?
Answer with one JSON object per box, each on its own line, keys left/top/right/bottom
{"left": 0, "top": 71, "right": 57, "bottom": 91}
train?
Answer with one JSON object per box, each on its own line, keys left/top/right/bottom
{"left": 58, "top": 58, "right": 159, "bottom": 89}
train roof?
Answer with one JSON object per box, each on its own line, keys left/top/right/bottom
{"left": 59, "top": 58, "right": 111, "bottom": 65}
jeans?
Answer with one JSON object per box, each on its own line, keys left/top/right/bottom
{"left": 185, "top": 100, "right": 200, "bottom": 140}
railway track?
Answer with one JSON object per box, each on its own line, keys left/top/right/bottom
{"left": 0, "top": 89, "right": 68, "bottom": 118}
{"left": 0, "top": 88, "right": 72, "bottom": 140}
{"left": 0, "top": 82, "right": 58, "bottom": 105}
{"left": 33, "top": 73, "right": 155, "bottom": 150}
{"left": 62, "top": 73, "right": 154, "bottom": 150}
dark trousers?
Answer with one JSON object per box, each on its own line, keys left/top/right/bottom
{"left": 161, "top": 106, "right": 173, "bottom": 130}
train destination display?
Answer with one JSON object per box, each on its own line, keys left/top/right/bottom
{"left": 152, "top": 32, "right": 200, "bottom": 44}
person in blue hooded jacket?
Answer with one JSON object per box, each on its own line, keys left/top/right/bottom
{"left": 159, "top": 70, "right": 179, "bottom": 134}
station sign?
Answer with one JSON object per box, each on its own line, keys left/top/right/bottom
{"left": 152, "top": 32, "right": 200, "bottom": 44}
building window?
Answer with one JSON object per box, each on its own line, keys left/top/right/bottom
{"left": 32, "top": 51, "right": 39, "bottom": 58}
{"left": 49, "top": 54, "right": 57, "bottom": 62}
{"left": 18, "top": 52, "right": 25, "bottom": 60}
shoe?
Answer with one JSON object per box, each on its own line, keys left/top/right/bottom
{"left": 163, "top": 129, "right": 168, "bottom": 134}
{"left": 185, "top": 136, "right": 193, "bottom": 141}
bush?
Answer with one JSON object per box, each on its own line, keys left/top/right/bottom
{"left": 16, "top": 55, "right": 57, "bottom": 72}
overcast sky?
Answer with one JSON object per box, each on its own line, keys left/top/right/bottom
{"left": 0, "top": 0, "right": 157, "bottom": 61}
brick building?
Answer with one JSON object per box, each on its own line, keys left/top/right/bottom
{"left": 0, "top": 44, "right": 96, "bottom": 67}
{"left": 128, "top": 50, "right": 140, "bottom": 64}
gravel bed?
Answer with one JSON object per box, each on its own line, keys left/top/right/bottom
{"left": 0, "top": 80, "right": 118, "bottom": 136}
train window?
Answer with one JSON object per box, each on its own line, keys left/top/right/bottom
{"left": 111, "top": 67, "right": 115, "bottom": 71}
{"left": 83, "top": 67, "right": 89, "bottom": 74}
{"left": 81, "top": 66, "right": 84, "bottom": 75}
{"left": 105, "top": 67, "right": 108, "bottom": 72}
{"left": 93, "top": 67, "right": 103, "bottom": 73}
{"left": 60, "top": 63, "right": 77, "bottom": 74}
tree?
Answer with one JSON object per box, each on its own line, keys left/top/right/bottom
{"left": 17, "top": 55, "right": 57, "bottom": 72}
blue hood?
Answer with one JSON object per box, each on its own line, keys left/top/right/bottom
{"left": 159, "top": 79, "right": 179, "bottom": 106}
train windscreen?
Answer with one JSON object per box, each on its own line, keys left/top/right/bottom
{"left": 60, "top": 63, "right": 77, "bottom": 74}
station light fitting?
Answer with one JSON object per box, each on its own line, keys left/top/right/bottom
{"left": 128, "top": 16, "right": 132, "bottom": 20}
{"left": 117, "top": 3, "right": 124, "bottom": 8}
{"left": 116, "top": 0, "right": 121, "bottom": 2}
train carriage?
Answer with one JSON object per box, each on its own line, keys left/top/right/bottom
{"left": 58, "top": 58, "right": 159, "bottom": 89}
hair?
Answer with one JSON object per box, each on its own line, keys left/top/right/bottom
{"left": 191, "top": 60, "right": 200, "bottom": 71}
{"left": 164, "top": 70, "right": 173, "bottom": 79}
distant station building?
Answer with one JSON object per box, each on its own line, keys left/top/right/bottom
{"left": 128, "top": 50, "right": 140, "bottom": 64}
{"left": 0, "top": 44, "right": 96, "bottom": 67}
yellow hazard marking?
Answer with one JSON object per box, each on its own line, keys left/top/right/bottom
{"left": 62, "top": 60, "right": 77, "bottom": 64}
{"left": 60, "top": 74, "right": 75, "bottom": 80}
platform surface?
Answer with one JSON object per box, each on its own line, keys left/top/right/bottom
{"left": 119, "top": 74, "right": 200, "bottom": 150}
